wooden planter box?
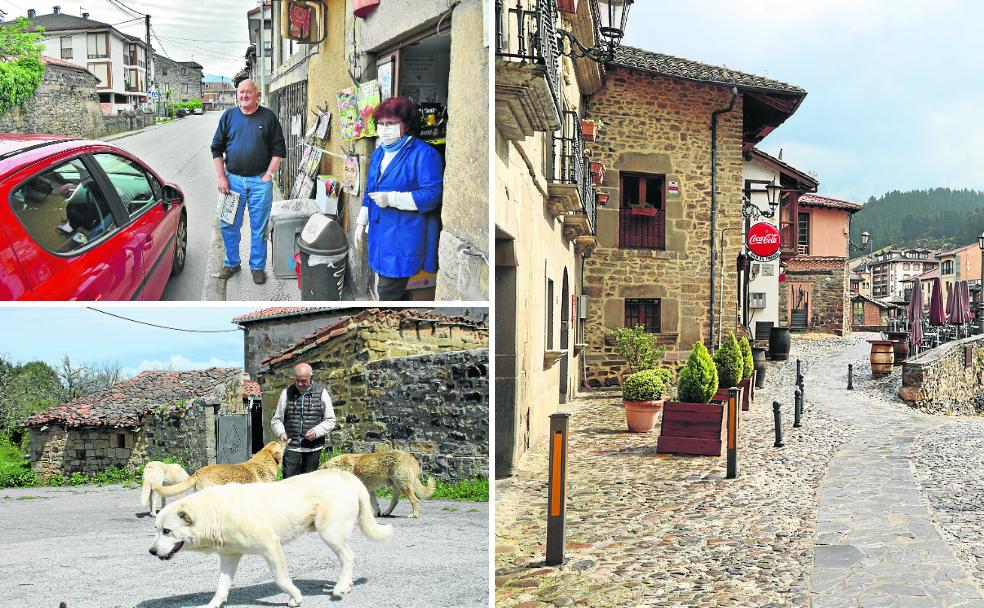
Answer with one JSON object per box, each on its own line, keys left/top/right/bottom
{"left": 739, "top": 375, "right": 754, "bottom": 411}
{"left": 711, "top": 385, "right": 744, "bottom": 406}
{"left": 656, "top": 401, "right": 725, "bottom": 456}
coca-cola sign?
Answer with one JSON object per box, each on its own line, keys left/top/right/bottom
{"left": 746, "top": 221, "right": 781, "bottom": 262}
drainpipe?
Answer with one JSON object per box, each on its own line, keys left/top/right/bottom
{"left": 709, "top": 87, "right": 739, "bottom": 351}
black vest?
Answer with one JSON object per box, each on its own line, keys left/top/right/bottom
{"left": 284, "top": 381, "right": 327, "bottom": 450}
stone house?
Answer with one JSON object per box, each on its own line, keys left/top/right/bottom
{"left": 152, "top": 54, "right": 204, "bottom": 104}
{"left": 494, "top": 0, "right": 601, "bottom": 476}
{"left": 12, "top": 7, "right": 150, "bottom": 114}
{"left": 21, "top": 368, "right": 257, "bottom": 478}
{"left": 581, "top": 47, "right": 807, "bottom": 385}
{"left": 779, "top": 194, "right": 860, "bottom": 334}
{"left": 265, "top": 0, "right": 487, "bottom": 300}
{"left": 256, "top": 308, "right": 489, "bottom": 481}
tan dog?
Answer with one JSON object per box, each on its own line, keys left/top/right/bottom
{"left": 153, "top": 440, "right": 286, "bottom": 499}
{"left": 321, "top": 449, "right": 435, "bottom": 518}
{"left": 140, "top": 461, "right": 189, "bottom": 516}
{"left": 149, "top": 469, "right": 393, "bottom": 607}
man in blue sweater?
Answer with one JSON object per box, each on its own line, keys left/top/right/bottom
{"left": 211, "top": 79, "right": 287, "bottom": 284}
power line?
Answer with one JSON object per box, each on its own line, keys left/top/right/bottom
{"left": 86, "top": 308, "right": 242, "bottom": 333}
{"left": 164, "top": 36, "right": 250, "bottom": 44}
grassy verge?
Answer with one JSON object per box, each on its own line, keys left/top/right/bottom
{"left": 0, "top": 439, "right": 143, "bottom": 489}
{"left": 371, "top": 476, "right": 489, "bottom": 502}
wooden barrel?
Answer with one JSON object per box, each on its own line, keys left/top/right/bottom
{"left": 869, "top": 340, "right": 895, "bottom": 376}
{"left": 752, "top": 347, "right": 768, "bottom": 388}
{"left": 769, "top": 327, "right": 791, "bottom": 361}
{"left": 886, "top": 332, "right": 910, "bottom": 365}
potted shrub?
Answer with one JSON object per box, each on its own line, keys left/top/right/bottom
{"left": 609, "top": 324, "right": 665, "bottom": 378}
{"left": 738, "top": 336, "right": 754, "bottom": 410}
{"left": 712, "top": 332, "right": 744, "bottom": 405}
{"left": 657, "top": 342, "right": 725, "bottom": 456}
{"left": 581, "top": 119, "right": 602, "bottom": 142}
{"left": 622, "top": 368, "right": 671, "bottom": 432}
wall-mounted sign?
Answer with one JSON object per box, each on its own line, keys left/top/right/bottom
{"left": 667, "top": 180, "right": 680, "bottom": 195}
{"left": 281, "top": 0, "right": 326, "bottom": 44}
{"left": 354, "top": 0, "right": 380, "bottom": 18}
{"left": 746, "top": 221, "right": 781, "bottom": 262}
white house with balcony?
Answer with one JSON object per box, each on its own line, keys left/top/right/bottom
{"left": 18, "top": 7, "right": 151, "bottom": 115}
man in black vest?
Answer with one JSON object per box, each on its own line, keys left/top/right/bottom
{"left": 271, "top": 362, "right": 337, "bottom": 478}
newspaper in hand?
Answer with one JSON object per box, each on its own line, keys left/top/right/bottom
{"left": 216, "top": 190, "right": 240, "bottom": 225}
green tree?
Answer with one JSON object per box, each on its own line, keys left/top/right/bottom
{"left": 678, "top": 342, "right": 718, "bottom": 404}
{"left": 610, "top": 325, "right": 665, "bottom": 374}
{"left": 0, "top": 17, "right": 45, "bottom": 117}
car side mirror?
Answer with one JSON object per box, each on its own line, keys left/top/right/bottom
{"left": 162, "top": 183, "right": 184, "bottom": 211}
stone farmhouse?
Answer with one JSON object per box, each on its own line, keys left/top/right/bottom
{"left": 22, "top": 368, "right": 258, "bottom": 478}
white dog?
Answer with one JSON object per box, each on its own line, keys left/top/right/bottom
{"left": 140, "top": 461, "right": 189, "bottom": 516}
{"left": 149, "top": 469, "right": 394, "bottom": 608}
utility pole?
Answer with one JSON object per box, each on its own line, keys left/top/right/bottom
{"left": 257, "top": 1, "right": 265, "bottom": 98}
{"left": 145, "top": 14, "right": 152, "bottom": 110}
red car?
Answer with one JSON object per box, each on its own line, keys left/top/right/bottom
{"left": 0, "top": 135, "right": 187, "bottom": 300}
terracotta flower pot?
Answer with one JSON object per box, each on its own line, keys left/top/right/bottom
{"left": 581, "top": 119, "right": 598, "bottom": 142}
{"left": 596, "top": 192, "right": 609, "bottom": 205}
{"left": 590, "top": 161, "right": 605, "bottom": 185}
{"left": 623, "top": 399, "right": 664, "bottom": 433}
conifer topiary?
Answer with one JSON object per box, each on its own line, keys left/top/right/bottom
{"left": 739, "top": 336, "right": 754, "bottom": 380}
{"left": 714, "top": 332, "right": 744, "bottom": 388}
{"left": 677, "top": 342, "right": 718, "bottom": 403}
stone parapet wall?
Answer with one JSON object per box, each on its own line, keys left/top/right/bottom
{"left": 0, "top": 63, "right": 102, "bottom": 137}
{"left": 900, "top": 335, "right": 984, "bottom": 415}
{"left": 582, "top": 68, "right": 744, "bottom": 387}
{"left": 101, "top": 111, "right": 154, "bottom": 137}
{"left": 29, "top": 426, "right": 137, "bottom": 478}
{"left": 363, "top": 348, "right": 489, "bottom": 481}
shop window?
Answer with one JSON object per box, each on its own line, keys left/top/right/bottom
{"left": 625, "top": 299, "right": 661, "bottom": 333}
{"left": 619, "top": 173, "right": 665, "bottom": 249}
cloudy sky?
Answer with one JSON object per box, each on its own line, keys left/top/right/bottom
{"left": 0, "top": 305, "right": 259, "bottom": 377}
{"left": 623, "top": 0, "right": 984, "bottom": 204}
{"left": 0, "top": 0, "right": 251, "bottom": 77}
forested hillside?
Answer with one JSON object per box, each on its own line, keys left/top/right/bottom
{"left": 849, "top": 188, "right": 984, "bottom": 251}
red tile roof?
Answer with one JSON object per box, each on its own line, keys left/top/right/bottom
{"left": 232, "top": 307, "right": 334, "bottom": 323}
{"left": 261, "top": 308, "right": 488, "bottom": 368}
{"left": 798, "top": 194, "right": 863, "bottom": 212}
{"left": 22, "top": 368, "right": 245, "bottom": 429}
{"left": 40, "top": 55, "right": 93, "bottom": 74}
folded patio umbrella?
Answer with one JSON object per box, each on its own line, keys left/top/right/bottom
{"left": 908, "top": 277, "right": 923, "bottom": 348}
{"left": 929, "top": 277, "right": 947, "bottom": 326}
{"left": 949, "top": 281, "right": 963, "bottom": 324}
{"left": 963, "top": 281, "right": 973, "bottom": 321}
{"left": 946, "top": 282, "right": 955, "bottom": 318}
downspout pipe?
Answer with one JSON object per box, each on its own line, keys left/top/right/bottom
{"left": 709, "top": 87, "right": 739, "bottom": 351}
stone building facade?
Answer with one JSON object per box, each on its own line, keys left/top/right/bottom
{"left": 258, "top": 309, "right": 488, "bottom": 481}
{"left": 152, "top": 53, "right": 204, "bottom": 102}
{"left": 581, "top": 48, "right": 806, "bottom": 386}
{"left": 22, "top": 369, "right": 252, "bottom": 478}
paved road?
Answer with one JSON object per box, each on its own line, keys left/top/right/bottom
{"left": 0, "top": 483, "right": 488, "bottom": 607}
{"left": 107, "top": 114, "right": 220, "bottom": 301}
{"left": 809, "top": 336, "right": 984, "bottom": 607}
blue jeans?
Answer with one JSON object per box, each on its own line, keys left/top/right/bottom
{"left": 221, "top": 172, "right": 273, "bottom": 270}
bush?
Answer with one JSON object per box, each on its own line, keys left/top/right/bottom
{"left": 677, "top": 342, "right": 718, "bottom": 403}
{"left": 622, "top": 368, "right": 670, "bottom": 401}
{"left": 714, "top": 332, "right": 744, "bottom": 388}
{"left": 739, "top": 337, "right": 754, "bottom": 380}
{"left": 610, "top": 325, "right": 665, "bottom": 374}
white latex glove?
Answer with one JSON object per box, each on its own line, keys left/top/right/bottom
{"left": 368, "top": 191, "right": 395, "bottom": 207}
{"left": 355, "top": 206, "right": 369, "bottom": 247}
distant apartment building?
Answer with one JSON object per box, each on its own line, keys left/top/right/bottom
{"left": 203, "top": 81, "right": 236, "bottom": 110}
{"left": 868, "top": 248, "right": 938, "bottom": 303}
{"left": 153, "top": 53, "right": 204, "bottom": 103}
{"left": 937, "top": 242, "right": 982, "bottom": 298}
{"left": 11, "top": 7, "right": 150, "bottom": 115}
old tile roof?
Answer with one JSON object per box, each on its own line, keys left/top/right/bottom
{"left": 610, "top": 46, "right": 805, "bottom": 95}
{"left": 901, "top": 268, "right": 940, "bottom": 282}
{"left": 797, "top": 194, "right": 863, "bottom": 212}
{"left": 852, "top": 293, "right": 901, "bottom": 309}
{"left": 22, "top": 368, "right": 245, "bottom": 429}
{"left": 40, "top": 55, "right": 93, "bottom": 74}
{"left": 747, "top": 147, "right": 819, "bottom": 190}
{"left": 261, "top": 308, "right": 489, "bottom": 368}
{"left": 16, "top": 13, "right": 112, "bottom": 32}
{"left": 937, "top": 242, "right": 979, "bottom": 257}
{"left": 233, "top": 307, "right": 335, "bottom": 323}
{"left": 786, "top": 256, "right": 847, "bottom": 271}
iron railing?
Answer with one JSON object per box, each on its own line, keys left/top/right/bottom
{"left": 620, "top": 208, "right": 666, "bottom": 249}
{"left": 495, "top": 0, "right": 562, "bottom": 118}
{"left": 549, "top": 110, "right": 596, "bottom": 234}
{"left": 582, "top": 162, "right": 596, "bottom": 234}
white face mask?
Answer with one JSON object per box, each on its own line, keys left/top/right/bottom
{"left": 377, "top": 123, "right": 402, "bottom": 146}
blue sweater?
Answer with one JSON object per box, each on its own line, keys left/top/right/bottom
{"left": 211, "top": 106, "right": 287, "bottom": 176}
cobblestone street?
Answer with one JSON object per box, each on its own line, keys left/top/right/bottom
{"left": 495, "top": 333, "right": 984, "bottom": 607}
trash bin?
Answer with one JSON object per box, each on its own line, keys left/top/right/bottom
{"left": 296, "top": 214, "right": 348, "bottom": 300}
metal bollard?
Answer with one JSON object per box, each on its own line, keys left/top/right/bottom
{"left": 847, "top": 363, "right": 854, "bottom": 390}
{"left": 545, "top": 413, "right": 569, "bottom": 566}
{"left": 773, "top": 401, "right": 784, "bottom": 447}
{"left": 726, "top": 387, "right": 740, "bottom": 479}
{"left": 794, "top": 388, "right": 803, "bottom": 428}
{"left": 796, "top": 359, "right": 803, "bottom": 387}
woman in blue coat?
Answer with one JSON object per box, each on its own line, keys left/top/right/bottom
{"left": 355, "top": 96, "right": 443, "bottom": 300}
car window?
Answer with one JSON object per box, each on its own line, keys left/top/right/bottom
{"left": 92, "top": 153, "right": 158, "bottom": 218}
{"left": 9, "top": 158, "right": 116, "bottom": 254}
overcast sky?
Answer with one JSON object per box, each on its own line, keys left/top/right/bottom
{"left": 623, "top": 0, "right": 984, "bottom": 204}
{"left": 0, "top": 0, "right": 251, "bottom": 77}
{"left": 0, "top": 306, "right": 258, "bottom": 377}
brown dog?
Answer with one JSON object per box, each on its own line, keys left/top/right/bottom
{"left": 320, "top": 449, "right": 435, "bottom": 518}
{"left": 153, "top": 440, "right": 286, "bottom": 499}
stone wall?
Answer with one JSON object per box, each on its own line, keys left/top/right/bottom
{"left": 900, "top": 335, "right": 984, "bottom": 415}
{"left": 28, "top": 426, "right": 137, "bottom": 478}
{"left": 0, "top": 63, "right": 102, "bottom": 137}
{"left": 101, "top": 111, "right": 154, "bottom": 137}
{"left": 153, "top": 53, "right": 203, "bottom": 102}
{"left": 136, "top": 398, "right": 218, "bottom": 471}
{"left": 582, "top": 68, "right": 745, "bottom": 386}
{"left": 784, "top": 259, "right": 850, "bottom": 335}
{"left": 363, "top": 348, "right": 488, "bottom": 480}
